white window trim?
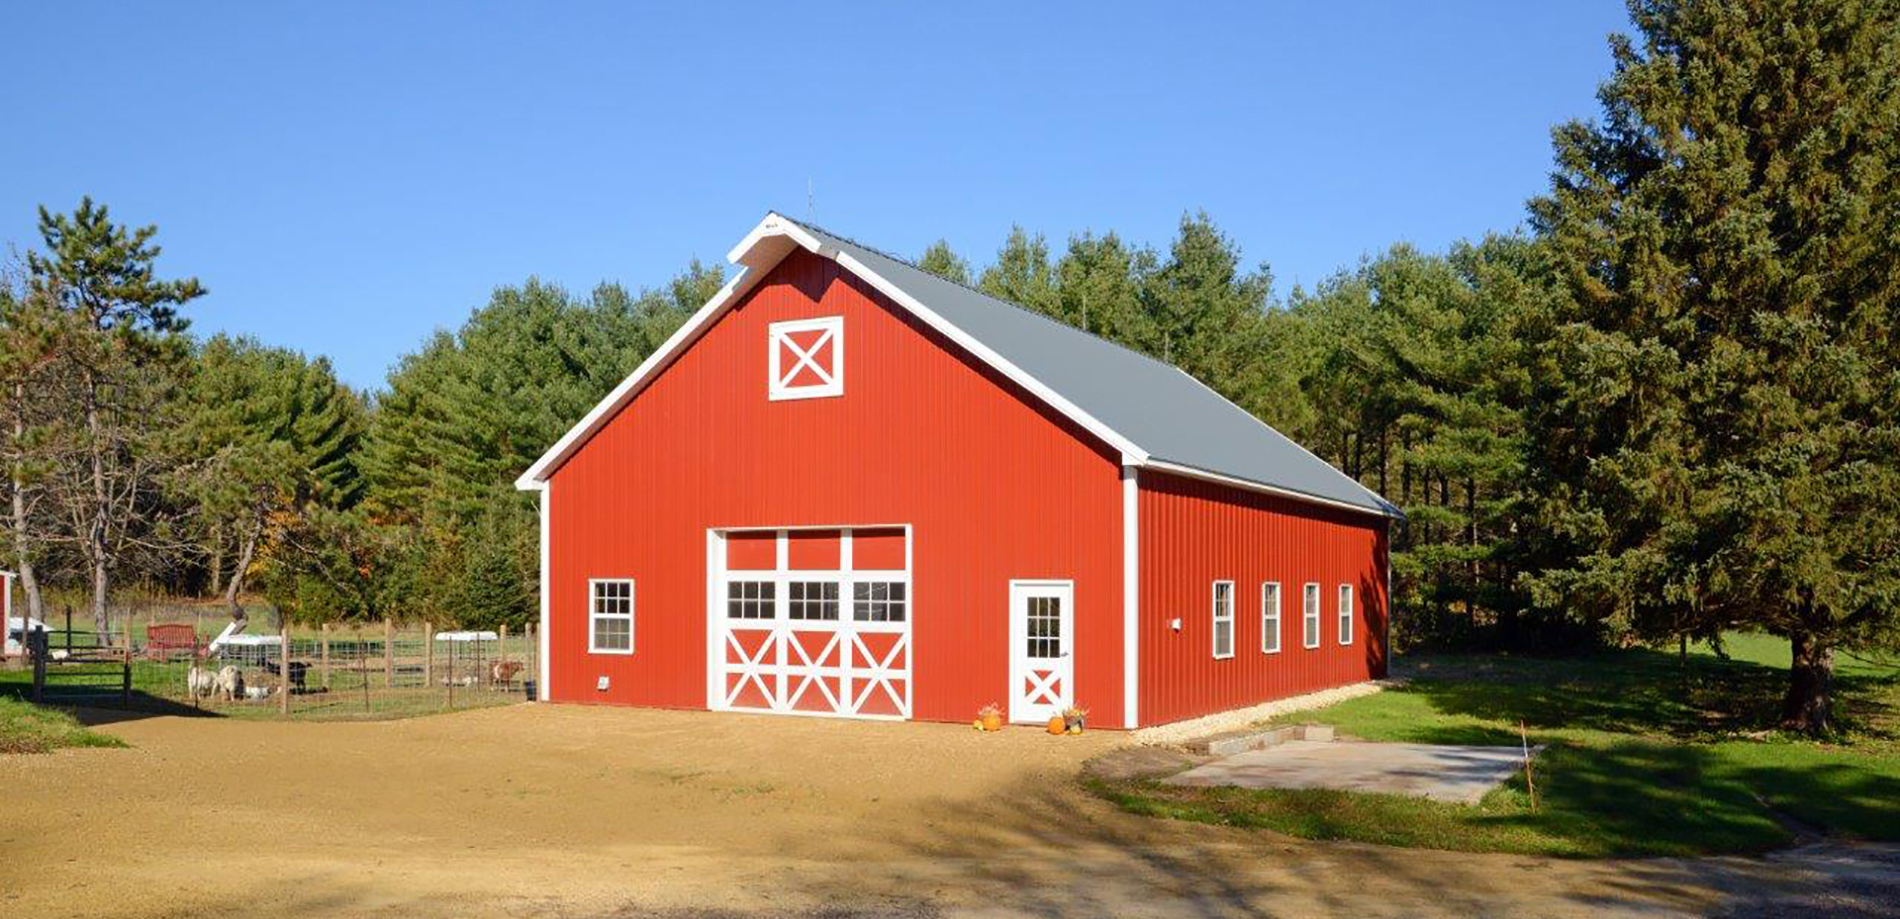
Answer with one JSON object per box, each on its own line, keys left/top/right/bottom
{"left": 588, "top": 578, "right": 635, "bottom": 655}
{"left": 1211, "top": 580, "right": 1235, "bottom": 660}
{"left": 767, "top": 316, "right": 844, "bottom": 401}
{"left": 1261, "top": 581, "right": 1282, "bottom": 654}
{"left": 1302, "top": 582, "right": 1321, "bottom": 649}
{"left": 1339, "top": 584, "right": 1355, "bottom": 646}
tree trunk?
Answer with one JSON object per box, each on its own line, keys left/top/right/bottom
{"left": 85, "top": 372, "right": 114, "bottom": 642}
{"left": 224, "top": 511, "right": 261, "bottom": 623}
{"left": 8, "top": 383, "right": 44, "bottom": 621}
{"left": 1781, "top": 631, "right": 1834, "bottom": 736}
{"left": 209, "top": 518, "right": 225, "bottom": 596}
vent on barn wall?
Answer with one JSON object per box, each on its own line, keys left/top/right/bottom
{"left": 597, "top": 675, "right": 610, "bottom": 691}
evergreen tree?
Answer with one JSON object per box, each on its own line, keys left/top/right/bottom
{"left": 1524, "top": 0, "right": 1900, "bottom": 732}
{"left": 977, "top": 226, "right": 1060, "bottom": 317}
{"left": 24, "top": 198, "right": 202, "bottom": 637}
{"left": 916, "top": 239, "right": 971, "bottom": 285}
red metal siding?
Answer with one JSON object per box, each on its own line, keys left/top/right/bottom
{"left": 1138, "top": 470, "right": 1389, "bottom": 726}
{"left": 546, "top": 249, "right": 1129, "bottom": 725}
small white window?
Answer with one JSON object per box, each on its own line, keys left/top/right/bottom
{"left": 768, "top": 316, "right": 844, "bottom": 400}
{"left": 589, "top": 579, "right": 634, "bottom": 654}
{"left": 1339, "top": 584, "right": 1355, "bottom": 646}
{"left": 1212, "top": 581, "right": 1235, "bottom": 659}
{"left": 1302, "top": 583, "right": 1321, "bottom": 649}
{"left": 1261, "top": 582, "right": 1282, "bottom": 654}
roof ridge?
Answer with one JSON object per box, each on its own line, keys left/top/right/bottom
{"left": 775, "top": 213, "right": 1192, "bottom": 377}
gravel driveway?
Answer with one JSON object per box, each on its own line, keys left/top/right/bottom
{"left": 2, "top": 704, "right": 1895, "bottom": 918}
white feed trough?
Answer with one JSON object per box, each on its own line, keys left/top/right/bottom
{"left": 434, "top": 630, "right": 499, "bottom": 642}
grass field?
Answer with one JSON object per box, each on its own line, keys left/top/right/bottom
{"left": 0, "top": 696, "right": 125, "bottom": 753}
{"left": 1089, "top": 634, "right": 1900, "bottom": 857}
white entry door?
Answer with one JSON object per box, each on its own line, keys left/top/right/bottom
{"left": 1008, "top": 580, "right": 1073, "bottom": 724}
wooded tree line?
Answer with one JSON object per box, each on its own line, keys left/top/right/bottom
{"left": 1, "top": 0, "right": 1891, "bottom": 731}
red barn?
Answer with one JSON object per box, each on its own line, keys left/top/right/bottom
{"left": 516, "top": 213, "right": 1399, "bottom": 729}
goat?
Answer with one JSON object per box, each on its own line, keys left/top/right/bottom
{"left": 214, "top": 665, "right": 244, "bottom": 702}
{"left": 186, "top": 665, "right": 218, "bottom": 700}
{"left": 491, "top": 660, "right": 524, "bottom": 687}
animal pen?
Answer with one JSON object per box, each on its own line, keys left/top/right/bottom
{"left": 10, "top": 612, "right": 538, "bottom": 720}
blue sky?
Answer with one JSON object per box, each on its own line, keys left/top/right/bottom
{"left": 3, "top": 3, "right": 1632, "bottom": 390}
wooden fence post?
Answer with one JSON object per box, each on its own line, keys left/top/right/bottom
{"left": 424, "top": 621, "right": 433, "bottom": 690}
{"left": 280, "top": 623, "right": 291, "bottom": 717}
{"left": 499, "top": 623, "right": 509, "bottom": 687}
{"left": 320, "top": 623, "right": 331, "bottom": 689}
{"left": 383, "top": 618, "right": 394, "bottom": 688}
{"left": 526, "top": 623, "right": 536, "bottom": 693}
{"left": 30, "top": 628, "right": 46, "bottom": 702}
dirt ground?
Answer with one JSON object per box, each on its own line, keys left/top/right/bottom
{"left": 3, "top": 704, "right": 1897, "bottom": 919}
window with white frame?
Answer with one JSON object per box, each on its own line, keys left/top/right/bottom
{"left": 726, "top": 580, "right": 775, "bottom": 619}
{"left": 1261, "top": 581, "right": 1282, "bottom": 654}
{"left": 589, "top": 579, "right": 634, "bottom": 654}
{"left": 788, "top": 580, "right": 840, "bottom": 620}
{"left": 1339, "top": 584, "right": 1355, "bottom": 645}
{"left": 768, "top": 316, "right": 844, "bottom": 400}
{"left": 852, "top": 581, "right": 907, "bottom": 622}
{"left": 1212, "top": 581, "right": 1235, "bottom": 659}
{"left": 1302, "top": 582, "right": 1321, "bottom": 649}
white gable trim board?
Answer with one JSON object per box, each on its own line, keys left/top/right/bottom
{"left": 514, "top": 213, "right": 1396, "bottom": 524}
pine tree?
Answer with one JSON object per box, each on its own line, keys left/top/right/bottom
{"left": 1524, "top": 0, "right": 1900, "bottom": 732}
{"left": 916, "top": 239, "right": 972, "bottom": 285}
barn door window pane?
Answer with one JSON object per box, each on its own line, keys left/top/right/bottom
{"left": 852, "top": 581, "right": 906, "bottom": 622}
{"left": 1303, "top": 583, "right": 1321, "bottom": 649}
{"left": 789, "top": 581, "right": 840, "bottom": 620}
{"left": 1025, "top": 596, "right": 1061, "bottom": 658}
{"left": 1212, "top": 581, "right": 1235, "bottom": 659}
{"left": 726, "top": 580, "right": 776, "bottom": 619}
{"left": 589, "top": 579, "right": 634, "bottom": 654}
{"left": 1338, "top": 584, "right": 1355, "bottom": 646}
{"left": 1261, "top": 582, "right": 1282, "bottom": 654}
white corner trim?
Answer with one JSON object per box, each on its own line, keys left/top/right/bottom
{"left": 537, "top": 481, "right": 551, "bottom": 700}
{"left": 1121, "top": 465, "right": 1139, "bottom": 729}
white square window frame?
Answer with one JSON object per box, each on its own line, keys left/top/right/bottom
{"left": 1211, "top": 580, "right": 1235, "bottom": 660}
{"left": 588, "top": 578, "right": 635, "bottom": 656}
{"left": 1339, "top": 583, "right": 1355, "bottom": 646}
{"left": 768, "top": 316, "right": 844, "bottom": 401}
{"left": 1302, "top": 582, "right": 1322, "bottom": 649}
{"left": 1261, "top": 581, "right": 1282, "bottom": 654}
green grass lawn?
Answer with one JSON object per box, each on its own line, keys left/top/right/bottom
{"left": 1089, "top": 634, "right": 1900, "bottom": 857}
{"left": 0, "top": 696, "right": 125, "bottom": 753}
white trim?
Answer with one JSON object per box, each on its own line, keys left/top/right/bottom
{"left": 514, "top": 268, "right": 757, "bottom": 489}
{"left": 709, "top": 523, "right": 914, "bottom": 720}
{"left": 767, "top": 315, "right": 844, "bottom": 400}
{"left": 587, "top": 578, "right": 635, "bottom": 655}
{"left": 514, "top": 212, "right": 1149, "bottom": 489}
{"left": 1211, "top": 580, "right": 1235, "bottom": 660}
{"left": 1302, "top": 582, "right": 1322, "bottom": 649}
{"left": 1142, "top": 458, "right": 1394, "bottom": 519}
{"left": 830, "top": 249, "right": 1148, "bottom": 462}
{"left": 1339, "top": 583, "right": 1355, "bottom": 646}
{"left": 537, "top": 482, "right": 551, "bottom": 699}
{"left": 1164, "top": 366, "right": 1397, "bottom": 517}
{"left": 1121, "top": 465, "right": 1139, "bottom": 729}
{"left": 1261, "top": 581, "right": 1283, "bottom": 654}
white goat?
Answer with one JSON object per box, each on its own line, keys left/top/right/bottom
{"left": 186, "top": 665, "right": 218, "bottom": 700}
{"left": 214, "top": 665, "right": 244, "bottom": 702}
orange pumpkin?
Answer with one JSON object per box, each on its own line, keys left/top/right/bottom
{"left": 1047, "top": 716, "right": 1067, "bottom": 735}
{"left": 981, "top": 712, "right": 1003, "bottom": 732}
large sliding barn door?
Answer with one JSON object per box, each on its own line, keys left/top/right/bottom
{"left": 711, "top": 527, "right": 911, "bottom": 720}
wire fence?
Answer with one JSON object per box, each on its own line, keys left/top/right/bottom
{"left": 8, "top": 606, "right": 536, "bottom": 720}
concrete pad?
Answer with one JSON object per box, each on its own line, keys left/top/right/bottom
{"left": 1162, "top": 739, "right": 1536, "bottom": 804}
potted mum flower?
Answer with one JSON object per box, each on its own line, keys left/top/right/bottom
{"left": 977, "top": 703, "right": 1004, "bottom": 732}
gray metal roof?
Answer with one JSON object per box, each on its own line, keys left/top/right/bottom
{"left": 784, "top": 216, "right": 1398, "bottom": 516}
